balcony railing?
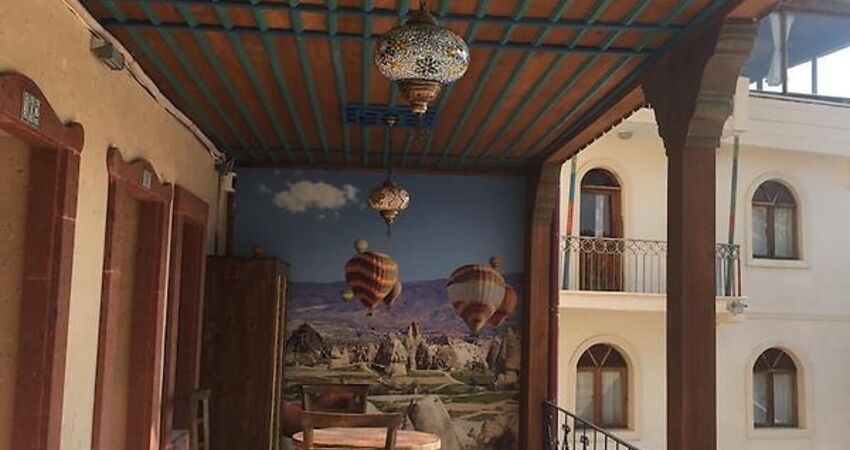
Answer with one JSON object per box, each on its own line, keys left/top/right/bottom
{"left": 561, "top": 236, "right": 741, "bottom": 297}
{"left": 545, "top": 401, "right": 640, "bottom": 450}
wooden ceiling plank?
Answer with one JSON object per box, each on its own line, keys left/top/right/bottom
{"left": 541, "top": 0, "right": 730, "bottom": 164}
{"left": 212, "top": 2, "right": 294, "bottom": 162}
{"left": 470, "top": 1, "right": 610, "bottom": 167}
{"left": 134, "top": 2, "right": 248, "bottom": 151}
{"left": 288, "top": 0, "right": 332, "bottom": 161}
{"left": 250, "top": 1, "right": 314, "bottom": 163}
{"left": 493, "top": 0, "right": 616, "bottom": 161}
{"left": 456, "top": 0, "right": 573, "bottom": 168}
{"left": 97, "top": 0, "right": 244, "bottom": 158}
{"left": 327, "top": 0, "right": 352, "bottom": 163}
{"left": 517, "top": 0, "right": 672, "bottom": 161}
{"left": 110, "top": 0, "right": 685, "bottom": 34}
{"left": 361, "top": 0, "right": 374, "bottom": 166}
{"left": 172, "top": 3, "right": 271, "bottom": 160}
{"left": 436, "top": 0, "right": 533, "bottom": 167}
{"left": 417, "top": 0, "right": 490, "bottom": 167}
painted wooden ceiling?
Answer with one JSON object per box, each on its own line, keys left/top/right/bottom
{"left": 81, "top": 0, "right": 735, "bottom": 171}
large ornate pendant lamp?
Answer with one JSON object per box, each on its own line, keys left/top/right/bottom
{"left": 373, "top": 0, "right": 470, "bottom": 115}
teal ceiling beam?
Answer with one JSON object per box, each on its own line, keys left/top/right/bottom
{"left": 251, "top": 0, "right": 313, "bottom": 163}
{"left": 495, "top": 0, "right": 616, "bottom": 161}
{"left": 173, "top": 4, "right": 271, "bottom": 159}
{"left": 110, "top": 0, "right": 683, "bottom": 33}
{"left": 452, "top": 0, "right": 572, "bottom": 168}
{"left": 417, "top": 0, "right": 489, "bottom": 167}
{"left": 212, "top": 0, "right": 293, "bottom": 162}
{"left": 136, "top": 0, "right": 250, "bottom": 151}
{"left": 97, "top": 0, "right": 240, "bottom": 157}
{"left": 327, "top": 0, "right": 351, "bottom": 163}
{"left": 536, "top": 0, "right": 721, "bottom": 163}
{"left": 288, "top": 0, "right": 331, "bottom": 161}
{"left": 101, "top": 21, "right": 653, "bottom": 57}
{"left": 361, "top": 0, "right": 374, "bottom": 167}
{"left": 518, "top": 0, "right": 697, "bottom": 161}
{"left": 436, "top": 0, "right": 532, "bottom": 167}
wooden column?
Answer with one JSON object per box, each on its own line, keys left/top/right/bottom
{"left": 522, "top": 162, "right": 560, "bottom": 450}
{"left": 642, "top": 20, "right": 756, "bottom": 450}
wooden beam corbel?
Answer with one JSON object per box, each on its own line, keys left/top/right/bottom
{"left": 641, "top": 19, "right": 757, "bottom": 450}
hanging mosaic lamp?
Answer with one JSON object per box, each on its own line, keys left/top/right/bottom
{"left": 368, "top": 117, "right": 411, "bottom": 231}
{"left": 368, "top": 170, "right": 410, "bottom": 231}
{"left": 373, "top": 0, "right": 470, "bottom": 115}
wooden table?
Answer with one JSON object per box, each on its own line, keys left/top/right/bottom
{"left": 292, "top": 428, "right": 441, "bottom": 450}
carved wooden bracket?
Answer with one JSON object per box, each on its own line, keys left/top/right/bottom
{"left": 532, "top": 162, "right": 562, "bottom": 225}
{"left": 642, "top": 20, "right": 758, "bottom": 153}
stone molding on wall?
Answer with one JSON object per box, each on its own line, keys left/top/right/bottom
{"left": 92, "top": 148, "right": 171, "bottom": 450}
{"left": 0, "top": 72, "right": 84, "bottom": 450}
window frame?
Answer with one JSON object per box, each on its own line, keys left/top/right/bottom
{"left": 752, "top": 181, "right": 799, "bottom": 260}
{"left": 753, "top": 349, "right": 799, "bottom": 429}
{"left": 576, "top": 344, "right": 629, "bottom": 429}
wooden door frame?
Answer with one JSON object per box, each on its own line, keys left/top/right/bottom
{"left": 93, "top": 148, "right": 171, "bottom": 450}
{"left": 161, "top": 185, "right": 209, "bottom": 450}
{"left": 0, "top": 72, "right": 84, "bottom": 450}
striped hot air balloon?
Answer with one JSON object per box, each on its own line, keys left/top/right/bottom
{"left": 343, "top": 240, "right": 400, "bottom": 310}
{"left": 446, "top": 263, "right": 506, "bottom": 333}
{"left": 489, "top": 284, "right": 518, "bottom": 326}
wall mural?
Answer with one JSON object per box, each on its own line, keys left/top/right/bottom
{"left": 234, "top": 169, "right": 526, "bottom": 450}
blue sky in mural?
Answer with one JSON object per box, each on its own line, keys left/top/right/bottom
{"left": 234, "top": 169, "right": 526, "bottom": 282}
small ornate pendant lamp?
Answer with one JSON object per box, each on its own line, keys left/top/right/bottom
{"left": 373, "top": 0, "right": 470, "bottom": 115}
{"left": 368, "top": 117, "right": 410, "bottom": 233}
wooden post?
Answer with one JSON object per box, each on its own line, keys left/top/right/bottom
{"left": 642, "top": 20, "right": 756, "bottom": 450}
{"left": 522, "top": 162, "right": 560, "bottom": 450}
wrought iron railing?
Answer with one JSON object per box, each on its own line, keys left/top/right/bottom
{"left": 545, "top": 401, "right": 639, "bottom": 450}
{"left": 561, "top": 236, "right": 741, "bottom": 297}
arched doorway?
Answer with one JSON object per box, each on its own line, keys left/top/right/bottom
{"left": 579, "top": 169, "right": 623, "bottom": 291}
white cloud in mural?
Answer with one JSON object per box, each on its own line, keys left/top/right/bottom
{"left": 257, "top": 183, "right": 272, "bottom": 194}
{"left": 273, "top": 180, "right": 359, "bottom": 213}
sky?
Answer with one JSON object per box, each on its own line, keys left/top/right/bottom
{"left": 233, "top": 169, "right": 527, "bottom": 283}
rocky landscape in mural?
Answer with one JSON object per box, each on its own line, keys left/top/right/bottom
{"left": 283, "top": 276, "right": 524, "bottom": 450}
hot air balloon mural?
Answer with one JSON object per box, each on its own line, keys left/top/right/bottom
{"left": 446, "top": 257, "right": 517, "bottom": 333}
{"left": 342, "top": 239, "right": 402, "bottom": 311}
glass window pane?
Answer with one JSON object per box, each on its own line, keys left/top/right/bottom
{"left": 576, "top": 371, "right": 594, "bottom": 422}
{"left": 754, "top": 372, "right": 769, "bottom": 425}
{"left": 817, "top": 46, "right": 850, "bottom": 98}
{"left": 580, "top": 193, "right": 596, "bottom": 237}
{"left": 753, "top": 206, "right": 769, "bottom": 257}
{"left": 774, "top": 373, "right": 796, "bottom": 426}
{"left": 774, "top": 208, "right": 795, "bottom": 258}
{"left": 787, "top": 61, "right": 813, "bottom": 95}
{"left": 601, "top": 371, "right": 624, "bottom": 426}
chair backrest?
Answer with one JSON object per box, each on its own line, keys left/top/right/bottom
{"left": 301, "top": 384, "right": 370, "bottom": 413}
{"left": 189, "top": 389, "right": 211, "bottom": 450}
{"left": 300, "top": 412, "right": 404, "bottom": 450}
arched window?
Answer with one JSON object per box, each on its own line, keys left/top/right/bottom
{"left": 753, "top": 348, "right": 798, "bottom": 428}
{"left": 580, "top": 169, "right": 622, "bottom": 238}
{"left": 576, "top": 344, "right": 628, "bottom": 428}
{"left": 752, "top": 181, "right": 798, "bottom": 259}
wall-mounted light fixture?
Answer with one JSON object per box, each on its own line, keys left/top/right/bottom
{"left": 91, "top": 35, "right": 125, "bottom": 71}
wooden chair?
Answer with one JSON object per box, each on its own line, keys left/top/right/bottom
{"left": 300, "top": 412, "right": 404, "bottom": 450}
{"left": 189, "top": 389, "right": 210, "bottom": 450}
{"left": 301, "top": 384, "right": 370, "bottom": 413}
